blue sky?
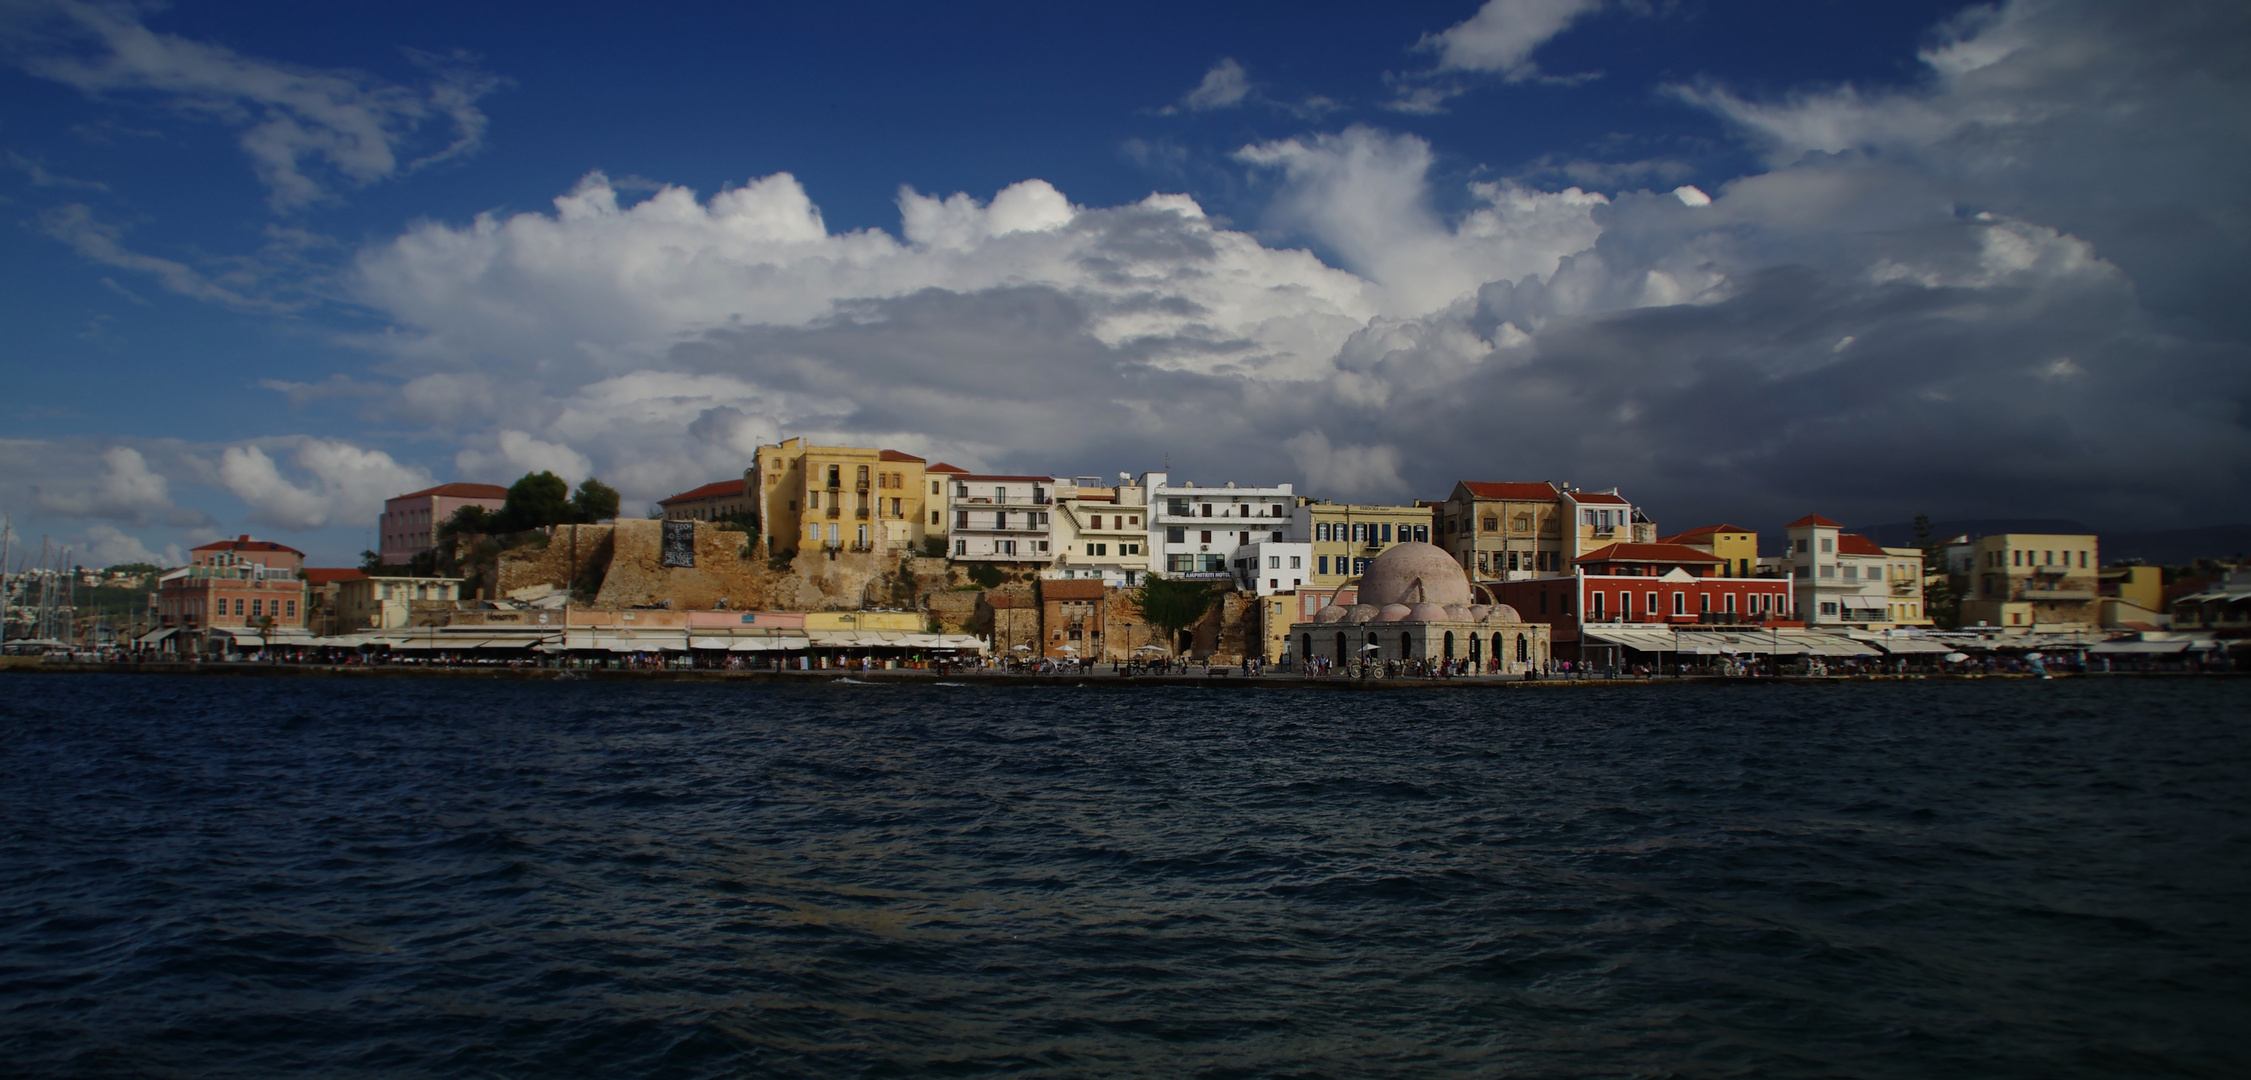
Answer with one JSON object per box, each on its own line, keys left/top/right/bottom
{"left": 2, "top": 0, "right": 2246, "bottom": 567}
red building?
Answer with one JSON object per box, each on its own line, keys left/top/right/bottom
{"left": 155, "top": 535, "right": 308, "bottom": 632}
{"left": 1490, "top": 541, "right": 1800, "bottom": 660}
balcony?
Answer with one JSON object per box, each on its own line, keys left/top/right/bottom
{"left": 825, "top": 506, "right": 840, "bottom": 519}
{"left": 855, "top": 508, "right": 870, "bottom": 520}
{"left": 2017, "top": 586, "right": 2095, "bottom": 601}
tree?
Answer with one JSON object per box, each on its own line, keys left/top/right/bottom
{"left": 491, "top": 471, "right": 572, "bottom": 533}
{"left": 1915, "top": 513, "right": 1960, "bottom": 628}
{"left": 1130, "top": 574, "right": 1219, "bottom": 654}
{"left": 571, "top": 478, "right": 620, "bottom": 523}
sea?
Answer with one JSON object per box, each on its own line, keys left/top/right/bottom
{"left": 0, "top": 675, "right": 2244, "bottom": 1078}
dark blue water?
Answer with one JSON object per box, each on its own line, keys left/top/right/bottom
{"left": 1, "top": 676, "right": 2245, "bottom": 1078}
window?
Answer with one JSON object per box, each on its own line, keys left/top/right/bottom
{"left": 2079, "top": 550, "right": 2088, "bottom": 568}
{"left": 931, "top": 481, "right": 940, "bottom": 495}
{"left": 1673, "top": 592, "right": 1686, "bottom": 615}
{"left": 995, "top": 512, "right": 1009, "bottom": 530}
{"left": 1380, "top": 524, "right": 1393, "bottom": 542}
{"left": 1700, "top": 594, "right": 1711, "bottom": 613}
{"left": 1268, "top": 556, "right": 1281, "bottom": 568}
{"left": 1000, "top": 540, "right": 1017, "bottom": 555}
{"left": 1618, "top": 591, "right": 1629, "bottom": 617}
{"left": 1842, "top": 566, "right": 1858, "bottom": 581}
{"left": 1592, "top": 592, "right": 1604, "bottom": 618}
{"left": 827, "top": 524, "right": 838, "bottom": 544}
{"left": 2013, "top": 550, "right": 2022, "bottom": 566}
{"left": 1415, "top": 525, "right": 1429, "bottom": 542}
{"left": 1724, "top": 593, "right": 1736, "bottom": 613}
{"left": 955, "top": 539, "right": 966, "bottom": 555}
{"left": 856, "top": 465, "right": 869, "bottom": 487}
{"left": 1315, "top": 523, "right": 1329, "bottom": 541}
{"left": 1089, "top": 543, "right": 1106, "bottom": 556}
{"left": 1290, "top": 556, "right": 1301, "bottom": 569}
{"left": 252, "top": 599, "right": 262, "bottom": 617}
{"left": 1354, "top": 558, "right": 1370, "bottom": 574}
{"left": 1167, "top": 527, "right": 1185, "bottom": 543}
{"left": 957, "top": 510, "right": 970, "bottom": 529}
{"left": 1483, "top": 517, "right": 1498, "bottom": 532}
{"left": 1200, "top": 530, "right": 1212, "bottom": 543}
{"left": 827, "top": 465, "right": 840, "bottom": 487}
{"left": 1820, "top": 537, "right": 1833, "bottom": 553}
{"left": 808, "top": 523, "right": 820, "bottom": 541}
{"left": 807, "top": 491, "right": 820, "bottom": 510}
{"left": 1796, "top": 539, "right": 1808, "bottom": 553}
{"left": 1124, "top": 544, "right": 1140, "bottom": 555}
{"left": 1318, "top": 556, "right": 1329, "bottom": 574}
{"left": 1819, "top": 566, "right": 1835, "bottom": 579}
{"left": 1647, "top": 591, "right": 1657, "bottom": 614}
{"left": 1200, "top": 504, "right": 1212, "bottom": 517}
{"left": 1037, "top": 541, "right": 1049, "bottom": 553}
{"left": 235, "top": 598, "right": 245, "bottom": 615}
{"left": 890, "top": 498, "right": 901, "bottom": 516}
{"left": 1270, "top": 531, "right": 1282, "bottom": 543}
{"left": 1821, "top": 601, "right": 1839, "bottom": 616}
{"left": 931, "top": 511, "right": 940, "bottom": 526}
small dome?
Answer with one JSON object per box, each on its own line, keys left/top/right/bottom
{"left": 1408, "top": 602, "right": 1450, "bottom": 622}
{"left": 1344, "top": 604, "right": 1380, "bottom": 623}
{"left": 1442, "top": 604, "right": 1471, "bottom": 621}
{"left": 1356, "top": 542, "right": 1475, "bottom": 607}
{"left": 1313, "top": 603, "right": 1348, "bottom": 624}
{"left": 1468, "top": 605, "right": 1493, "bottom": 621}
{"left": 1376, "top": 603, "right": 1414, "bottom": 622}
{"left": 1487, "top": 604, "right": 1521, "bottom": 622}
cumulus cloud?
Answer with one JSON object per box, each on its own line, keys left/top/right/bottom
{"left": 217, "top": 438, "right": 430, "bottom": 530}
{"left": 454, "top": 431, "right": 590, "bottom": 487}
{"left": 1420, "top": 0, "right": 1604, "bottom": 80}
{"left": 5, "top": 0, "right": 501, "bottom": 210}
{"left": 76, "top": 522, "right": 176, "bottom": 567}
{"left": 34, "top": 445, "right": 171, "bottom": 522}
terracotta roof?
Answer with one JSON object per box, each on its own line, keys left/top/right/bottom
{"left": 1040, "top": 579, "right": 1107, "bottom": 601}
{"left": 303, "top": 568, "right": 365, "bottom": 585}
{"left": 878, "top": 449, "right": 926, "bottom": 462}
{"left": 926, "top": 462, "right": 969, "bottom": 474}
{"left": 1786, "top": 514, "right": 1843, "bottom": 528}
{"left": 192, "top": 536, "right": 303, "bottom": 555}
{"left": 1660, "top": 523, "right": 1752, "bottom": 543}
{"left": 957, "top": 474, "right": 1060, "bottom": 483}
{"left": 395, "top": 482, "right": 508, "bottom": 501}
{"left": 659, "top": 480, "right": 746, "bottom": 505}
{"left": 1574, "top": 542, "right": 1723, "bottom": 564}
{"left": 1460, "top": 481, "right": 1559, "bottom": 501}
{"left": 1836, "top": 533, "right": 1888, "bottom": 557}
{"left": 1570, "top": 492, "right": 1630, "bottom": 505}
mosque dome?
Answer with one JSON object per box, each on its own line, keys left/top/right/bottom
{"left": 1408, "top": 602, "right": 1450, "bottom": 622}
{"left": 1344, "top": 604, "right": 1380, "bottom": 623}
{"left": 1488, "top": 604, "right": 1521, "bottom": 622}
{"left": 1468, "top": 605, "right": 1492, "bottom": 621}
{"left": 1313, "top": 603, "right": 1348, "bottom": 624}
{"left": 1356, "top": 542, "right": 1475, "bottom": 608}
{"left": 1376, "top": 603, "right": 1414, "bottom": 622}
{"left": 1442, "top": 604, "right": 1470, "bottom": 621}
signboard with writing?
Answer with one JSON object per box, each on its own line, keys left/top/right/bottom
{"left": 661, "top": 521, "right": 696, "bottom": 568}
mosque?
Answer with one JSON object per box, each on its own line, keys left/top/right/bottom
{"left": 1291, "top": 541, "right": 1552, "bottom": 674}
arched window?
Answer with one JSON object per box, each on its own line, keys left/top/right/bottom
{"left": 1337, "top": 632, "right": 1348, "bottom": 658}
{"left": 1443, "top": 631, "right": 1455, "bottom": 659}
{"left": 1300, "top": 634, "right": 1312, "bottom": 661}
{"left": 1516, "top": 634, "right": 1528, "bottom": 662}
{"left": 1468, "top": 634, "right": 1480, "bottom": 664}
{"left": 1400, "top": 632, "right": 1413, "bottom": 657}
{"left": 1493, "top": 633, "right": 1505, "bottom": 666}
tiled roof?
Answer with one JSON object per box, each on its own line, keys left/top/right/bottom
{"left": 302, "top": 568, "right": 365, "bottom": 585}
{"left": 1786, "top": 514, "right": 1843, "bottom": 528}
{"left": 192, "top": 536, "right": 303, "bottom": 555}
{"left": 957, "top": 474, "right": 1060, "bottom": 483}
{"left": 1570, "top": 492, "right": 1630, "bottom": 505}
{"left": 878, "top": 449, "right": 926, "bottom": 462}
{"left": 926, "top": 461, "right": 969, "bottom": 474}
{"left": 396, "top": 482, "right": 508, "bottom": 500}
{"left": 1040, "top": 579, "right": 1106, "bottom": 601}
{"left": 1836, "top": 533, "right": 1888, "bottom": 556}
{"left": 1660, "top": 523, "right": 1752, "bottom": 542}
{"left": 1460, "top": 481, "right": 1559, "bottom": 501}
{"left": 1574, "top": 542, "right": 1723, "bottom": 564}
{"left": 659, "top": 480, "right": 746, "bottom": 505}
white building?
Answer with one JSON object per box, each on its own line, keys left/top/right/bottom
{"left": 1047, "top": 475, "right": 1150, "bottom": 586}
{"left": 947, "top": 473, "right": 1064, "bottom": 563}
{"left": 1776, "top": 515, "right": 1916, "bottom": 626}
{"left": 1230, "top": 540, "right": 1314, "bottom": 596}
{"left": 1140, "top": 472, "right": 1300, "bottom": 581}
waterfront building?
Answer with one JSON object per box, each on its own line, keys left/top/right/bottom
{"left": 1141, "top": 471, "right": 1298, "bottom": 582}
{"left": 948, "top": 473, "right": 1065, "bottom": 564}
{"left": 1300, "top": 501, "right": 1434, "bottom": 585}
{"left": 751, "top": 438, "right": 928, "bottom": 555}
{"left": 1037, "top": 578, "right": 1108, "bottom": 659}
{"left": 1766, "top": 516, "right": 1921, "bottom": 627}
{"left": 154, "top": 535, "right": 307, "bottom": 632}
{"left": 1958, "top": 532, "right": 2101, "bottom": 629}
{"left": 658, "top": 479, "right": 754, "bottom": 522}
{"left": 1881, "top": 546, "right": 1931, "bottom": 626}
{"left": 1656, "top": 524, "right": 1760, "bottom": 578}
{"left": 2171, "top": 568, "right": 2251, "bottom": 635}
{"left": 1229, "top": 539, "right": 1313, "bottom": 596}
{"left": 378, "top": 482, "right": 506, "bottom": 566}
{"left": 2098, "top": 565, "right": 2168, "bottom": 629}
{"left": 1488, "top": 541, "right": 1801, "bottom": 662}
{"left": 1292, "top": 542, "right": 1550, "bottom": 672}
{"left": 302, "top": 567, "right": 365, "bottom": 635}
{"left": 335, "top": 575, "right": 467, "bottom": 630}
{"left": 1433, "top": 482, "right": 1654, "bottom": 585}
{"left": 1049, "top": 477, "right": 1149, "bottom": 585}
{"left": 923, "top": 462, "right": 968, "bottom": 550}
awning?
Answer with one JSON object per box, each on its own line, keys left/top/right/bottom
{"left": 1872, "top": 637, "right": 1952, "bottom": 654}
{"left": 2089, "top": 640, "right": 2188, "bottom": 654}
{"left": 136, "top": 627, "right": 178, "bottom": 645}
{"left": 1585, "top": 629, "right": 1678, "bottom": 652}
{"left": 689, "top": 636, "right": 730, "bottom": 650}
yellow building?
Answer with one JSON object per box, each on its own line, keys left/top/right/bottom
{"left": 1959, "top": 532, "right": 2100, "bottom": 629}
{"left": 1881, "top": 545, "right": 1930, "bottom": 625}
{"left": 1657, "top": 524, "right": 1760, "bottom": 578}
{"left": 1303, "top": 501, "right": 1434, "bottom": 587}
{"left": 1050, "top": 481, "right": 1151, "bottom": 585}
{"left": 751, "top": 438, "right": 927, "bottom": 555}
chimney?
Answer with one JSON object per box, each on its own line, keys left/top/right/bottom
{"left": 239, "top": 534, "right": 250, "bottom": 542}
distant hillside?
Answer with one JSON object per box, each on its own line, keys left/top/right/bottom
{"left": 1842, "top": 520, "right": 2251, "bottom": 565}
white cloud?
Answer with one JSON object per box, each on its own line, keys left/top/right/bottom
{"left": 455, "top": 431, "right": 591, "bottom": 487}
{"left": 35, "top": 445, "right": 172, "bottom": 522}
{"left": 1179, "top": 58, "right": 1250, "bottom": 111}
{"left": 218, "top": 438, "right": 430, "bottom": 530}
{"left": 8, "top": 0, "right": 500, "bottom": 210}
{"left": 76, "top": 523, "right": 174, "bottom": 567}
{"left": 1419, "top": 0, "right": 1604, "bottom": 80}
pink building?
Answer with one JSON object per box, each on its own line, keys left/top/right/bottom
{"left": 379, "top": 482, "right": 507, "bottom": 565}
{"left": 156, "top": 536, "right": 307, "bottom": 631}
